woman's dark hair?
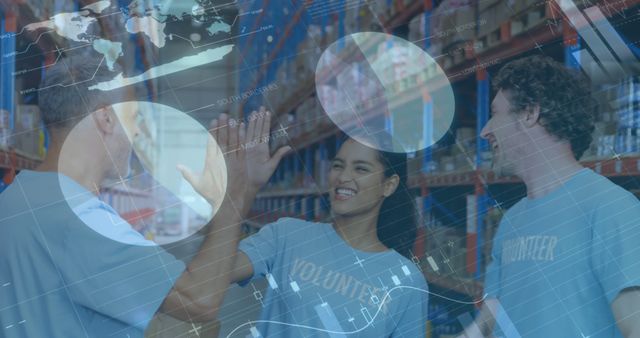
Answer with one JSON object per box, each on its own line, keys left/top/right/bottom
{"left": 341, "top": 132, "right": 418, "bottom": 259}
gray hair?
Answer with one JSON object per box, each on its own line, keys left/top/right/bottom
{"left": 38, "top": 55, "right": 129, "bottom": 130}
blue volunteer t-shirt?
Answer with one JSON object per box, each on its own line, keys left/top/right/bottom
{"left": 0, "top": 171, "right": 185, "bottom": 337}
{"left": 238, "top": 217, "right": 429, "bottom": 337}
{"left": 484, "top": 168, "right": 640, "bottom": 338}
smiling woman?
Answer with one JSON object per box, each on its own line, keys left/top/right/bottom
{"left": 228, "top": 129, "right": 429, "bottom": 337}
{"left": 329, "top": 132, "right": 418, "bottom": 258}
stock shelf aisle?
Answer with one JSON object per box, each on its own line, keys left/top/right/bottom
{"left": 237, "top": 0, "right": 640, "bottom": 337}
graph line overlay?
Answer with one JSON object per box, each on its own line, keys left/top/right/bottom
{"left": 226, "top": 285, "right": 487, "bottom": 337}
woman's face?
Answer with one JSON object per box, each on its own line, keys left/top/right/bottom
{"left": 328, "top": 139, "right": 398, "bottom": 218}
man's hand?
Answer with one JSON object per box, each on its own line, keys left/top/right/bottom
{"left": 244, "top": 107, "right": 292, "bottom": 192}
{"left": 178, "top": 113, "right": 247, "bottom": 209}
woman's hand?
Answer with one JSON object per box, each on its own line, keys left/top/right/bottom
{"left": 178, "top": 113, "right": 248, "bottom": 209}
{"left": 244, "top": 107, "right": 292, "bottom": 193}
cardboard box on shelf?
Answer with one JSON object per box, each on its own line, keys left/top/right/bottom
{"left": 510, "top": 18, "right": 525, "bottom": 36}
{"left": 510, "top": 0, "right": 540, "bottom": 15}
{"left": 477, "top": 6, "right": 496, "bottom": 37}
{"left": 421, "top": 5, "right": 444, "bottom": 56}
{"left": 510, "top": 2, "right": 548, "bottom": 36}
{"left": 433, "top": 0, "right": 476, "bottom": 51}
{"left": 478, "top": 2, "right": 510, "bottom": 37}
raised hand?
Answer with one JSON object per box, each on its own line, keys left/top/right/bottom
{"left": 245, "top": 107, "right": 292, "bottom": 192}
{"left": 178, "top": 114, "right": 248, "bottom": 209}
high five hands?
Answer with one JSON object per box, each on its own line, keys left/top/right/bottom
{"left": 178, "top": 107, "right": 292, "bottom": 210}
{"left": 244, "top": 107, "right": 292, "bottom": 192}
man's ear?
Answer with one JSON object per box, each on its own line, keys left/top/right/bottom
{"left": 521, "top": 104, "right": 541, "bottom": 128}
{"left": 92, "top": 106, "right": 116, "bottom": 135}
{"left": 383, "top": 174, "right": 400, "bottom": 197}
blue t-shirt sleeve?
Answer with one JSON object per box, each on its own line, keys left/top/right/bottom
{"left": 59, "top": 210, "right": 185, "bottom": 331}
{"left": 237, "top": 217, "right": 295, "bottom": 286}
{"left": 391, "top": 271, "right": 429, "bottom": 337}
{"left": 591, "top": 190, "right": 640, "bottom": 304}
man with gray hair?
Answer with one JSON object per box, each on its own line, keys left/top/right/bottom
{"left": 0, "top": 55, "right": 282, "bottom": 337}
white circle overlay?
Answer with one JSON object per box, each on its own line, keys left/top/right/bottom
{"left": 59, "top": 101, "right": 227, "bottom": 246}
{"left": 315, "top": 32, "right": 455, "bottom": 153}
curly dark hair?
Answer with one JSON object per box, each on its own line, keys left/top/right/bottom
{"left": 493, "top": 55, "right": 595, "bottom": 159}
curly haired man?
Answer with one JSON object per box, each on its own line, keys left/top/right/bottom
{"left": 461, "top": 56, "right": 640, "bottom": 338}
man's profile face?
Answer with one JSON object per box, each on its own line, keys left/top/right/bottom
{"left": 480, "top": 90, "right": 522, "bottom": 176}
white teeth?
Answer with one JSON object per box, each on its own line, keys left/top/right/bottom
{"left": 336, "top": 188, "right": 356, "bottom": 196}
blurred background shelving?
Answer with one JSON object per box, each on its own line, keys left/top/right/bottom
{"left": 236, "top": 0, "right": 640, "bottom": 337}
{"left": 2, "top": 0, "right": 640, "bottom": 337}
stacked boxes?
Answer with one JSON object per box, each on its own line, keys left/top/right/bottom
{"left": 477, "top": 2, "right": 511, "bottom": 51}
{"left": 436, "top": 0, "right": 476, "bottom": 51}
{"left": 478, "top": 0, "right": 551, "bottom": 51}
{"left": 509, "top": 0, "right": 549, "bottom": 36}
